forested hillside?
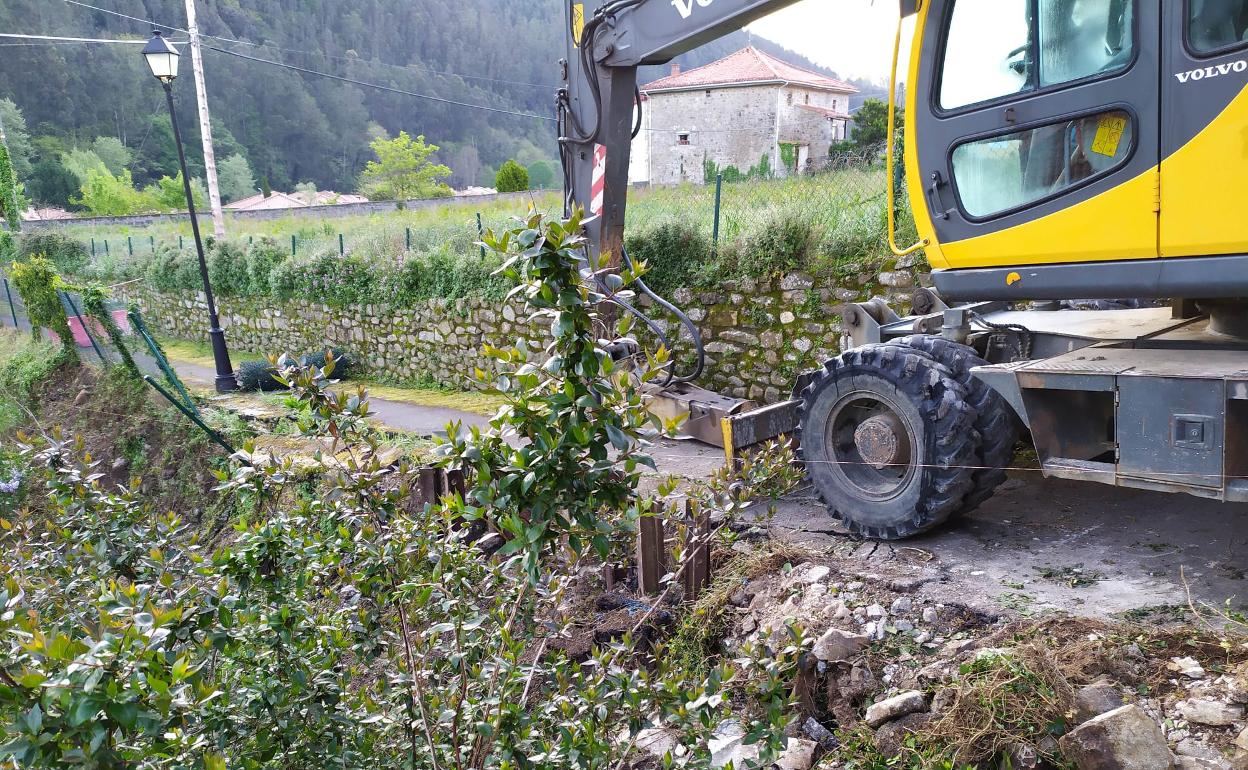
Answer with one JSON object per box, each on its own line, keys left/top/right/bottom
{"left": 0, "top": 0, "right": 876, "bottom": 200}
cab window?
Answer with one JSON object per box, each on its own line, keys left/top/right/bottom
{"left": 1188, "top": 0, "right": 1248, "bottom": 55}
{"left": 941, "top": 0, "right": 1135, "bottom": 110}
{"left": 951, "top": 109, "right": 1134, "bottom": 218}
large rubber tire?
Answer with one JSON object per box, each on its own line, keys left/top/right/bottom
{"left": 796, "top": 344, "right": 980, "bottom": 540}
{"left": 896, "top": 336, "right": 1019, "bottom": 513}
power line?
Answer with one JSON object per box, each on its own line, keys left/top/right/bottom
{"left": 61, "top": 0, "right": 557, "bottom": 90}
{"left": 208, "top": 38, "right": 558, "bottom": 90}
{"left": 0, "top": 32, "right": 182, "bottom": 44}
{"left": 204, "top": 45, "right": 555, "bottom": 123}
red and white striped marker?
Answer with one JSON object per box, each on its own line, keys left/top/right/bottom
{"left": 590, "top": 143, "right": 607, "bottom": 216}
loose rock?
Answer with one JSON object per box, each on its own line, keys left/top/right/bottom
{"left": 803, "top": 716, "right": 837, "bottom": 749}
{"left": 813, "top": 628, "right": 870, "bottom": 663}
{"left": 864, "top": 690, "right": 926, "bottom": 728}
{"left": 1075, "top": 681, "right": 1126, "bottom": 722}
{"left": 1177, "top": 699, "right": 1244, "bottom": 727}
{"left": 1171, "top": 657, "right": 1208, "bottom": 679}
{"left": 873, "top": 712, "right": 932, "bottom": 755}
{"left": 775, "top": 738, "right": 818, "bottom": 770}
{"left": 1058, "top": 704, "right": 1176, "bottom": 770}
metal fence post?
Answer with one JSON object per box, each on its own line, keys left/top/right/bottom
{"left": 682, "top": 498, "right": 712, "bottom": 602}
{"left": 636, "top": 503, "right": 665, "bottom": 596}
{"left": 91, "top": 238, "right": 96, "bottom": 257}
{"left": 712, "top": 172, "right": 724, "bottom": 258}
{"left": 339, "top": 233, "right": 344, "bottom": 256}
{"left": 405, "top": 227, "right": 411, "bottom": 252}
{"left": 150, "top": 235, "right": 155, "bottom": 252}
{"left": 3, "top": 278, "right": 17, "bottom": 327}
{"left": 179, "top": 236, "right": 184, "bottom": 251}
{"left": 291, "top": 234, "right": 297, "bottom": 256}
{"left": 128, "top": 236, "right": 133, "bottom": 256}
{"left": 104, "top": 240, "right": 109, "bottom": 256}
{"left": 476, "top": 212, "right": 486, "bottom": 260}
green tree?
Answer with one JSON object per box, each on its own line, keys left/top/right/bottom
{"left": 71, "top": 167, "right": 145, "bottom": 215}
{"left": 25, "top": 159, "right": 80, "bottom": 208}
{"left": 141, "top": 173, "right": 207, "bottom": 212}
{"left": 0, "top": 135, "right": 20, "bottom": 229}
{"left": 61, "top": 148, "right": 108, "bottom": 184}
{"left": 527, "top": 159, "right": 555, "bottom": 189}
{"left": 851, "top": 97, "right": 902, "bottom": 150}
{"left": 357, "top": 131, "right": 452, "bottom": 201}
{"left": 0, "top": 98, "right": 32, "bottom": 178}
{"left": 216, "top": 153, "right": 256, "bottom": 202}
{"left": 90, "top": 136, "right": 132, "bottom": 176}
{"left": 494, "top": 158, "right": 529, "bottom": 192}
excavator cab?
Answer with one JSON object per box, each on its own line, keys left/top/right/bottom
{"left": 910, "top": 0, "right": 1248, "bottom": 298}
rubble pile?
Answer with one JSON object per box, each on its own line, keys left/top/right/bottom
{"left": 674, "top": 560, "right": 1248, "bottom": 769}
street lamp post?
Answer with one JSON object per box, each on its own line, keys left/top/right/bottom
{"left": 142, "top": 30, "right": 237, "bottom": 393}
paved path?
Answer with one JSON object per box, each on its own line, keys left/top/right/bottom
{"left": 167, "top": 357, "right": 724, "bottom": 485}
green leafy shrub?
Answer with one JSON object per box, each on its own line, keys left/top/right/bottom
{"left": 206, "top": 240, "right": 250, "bottom": 296}
{"left": 10, "top": 257, "right": 75, "bottom": 357}
{"left": 0, "top": 211, "right": 799, "bottom": 767}
{"left": 624, "top": 218, "right": 712, "bottom": 295}
{"left": 238, "top": 359, "right": 283, "bottom": 391}
{"left": 142, "top": 244, "right": 202, "bottom": 294}
{"left": 270, "top": 251, "right": 379, "bottom": 307}
{"left": 730, "top": 208, "right": 823, "bottom": 279}
{"left": 494, "top": 159, "right": 529, "bottom": 192}
{"left": 299, "top": 347, "right": 355, "bottom": 378}
{"left": 0, "top": 231, "right": 14, "bottom": 262}
{"left": 17, "top": 234, "right": 89, "bottom": 275}
{"left": 246, "top": 238, "right": 289, "bottom": 296}
{"left": 380, "top": 246, "right": 508, "bottom": 305}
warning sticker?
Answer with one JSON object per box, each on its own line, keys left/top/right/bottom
{"left": 571, "top": 3, "right": 585, "bottom": 48}
{"left": 1090, "top": 115, "right": 1128, "bottom": 157}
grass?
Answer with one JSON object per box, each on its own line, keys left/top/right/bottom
{"left": 58, "top": 166, "right": 908, "bottom": 296}
{"left": 156, "top": 335, "right": 504, "bottom": 417}
{"left": 0, "top": 328, "right": 68, "bottom": 433}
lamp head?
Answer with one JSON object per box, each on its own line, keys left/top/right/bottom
{"left": 142, "top": 30, "right": 180, "bottom": 83}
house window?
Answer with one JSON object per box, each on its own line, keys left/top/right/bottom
{"left": 786, "top": 92, "right": 793, "bottom": 105}
{"left": 705, "top": 89, "right": 712, "bottom": 97}
{"left": 677, "top": 132, "right": 690, "bottom": 145}
{"left": 832, "top": 99, "right": 838, "bottom": 110}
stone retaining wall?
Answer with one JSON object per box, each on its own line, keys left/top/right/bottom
{"left": 118, "top": 260, "right": 926, "bottom": 404}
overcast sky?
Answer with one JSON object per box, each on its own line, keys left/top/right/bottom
{"left": 747, "top": 0, "right": 915, "bottom": 84}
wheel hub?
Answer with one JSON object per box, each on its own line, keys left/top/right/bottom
{"left": 853, "top": 414, "right": 909, "bottom": 469}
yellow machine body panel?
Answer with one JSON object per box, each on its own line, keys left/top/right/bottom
{"left": 1161, "top": 83, "right": 1248, "bottom": 257}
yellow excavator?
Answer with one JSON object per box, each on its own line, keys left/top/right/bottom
{"left": 561, "top": 0, "right": 1248, "bottom": 539}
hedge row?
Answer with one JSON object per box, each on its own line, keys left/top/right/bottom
{"left": 19, "top": 204, "right": 891, "bottom": 308}
{"left": 58, "top": 234, "right": 512, "bottom": 308}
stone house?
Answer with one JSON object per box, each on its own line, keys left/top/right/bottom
{"left": 630, "top": 46, "right": 857, "bottom": 186}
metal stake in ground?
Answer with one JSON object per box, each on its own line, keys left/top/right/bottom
{"left": 142, "top": 30, "right": 237, "bottom": 393}
{"left": 3, "top": 278, "right": 17, "bottom": 327}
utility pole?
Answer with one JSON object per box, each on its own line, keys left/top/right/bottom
{"left": 184, "top": 0, "right": 225, "bottom": 239}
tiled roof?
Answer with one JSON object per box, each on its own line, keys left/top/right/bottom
{"left": 796, "top": 104, "right": 851, "bottom": 119}
{"left": 640, "top": 46, "right": 858, "bottom": 94}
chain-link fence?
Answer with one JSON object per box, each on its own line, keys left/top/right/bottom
{"left": 626, "top": 144, "right": 898, "bottom": 268}
{"left": 50, "top": 145, "right": 900, "bottom": 276}
{"left": 0, "top": 279, "right": 174, "bottom": 385}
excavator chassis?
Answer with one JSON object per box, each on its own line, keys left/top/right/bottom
{"left": 724, "top": 292, "right": 1248, "bottom": 510}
